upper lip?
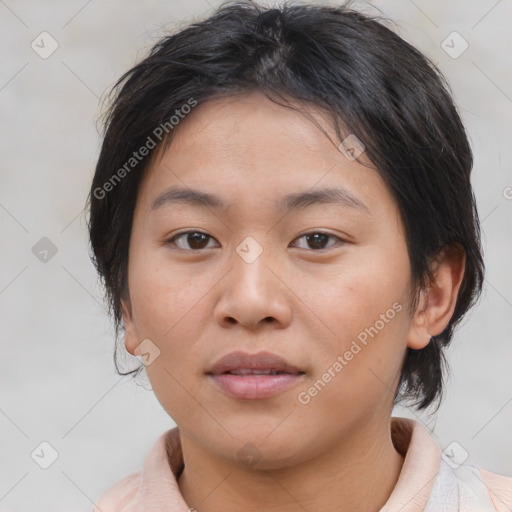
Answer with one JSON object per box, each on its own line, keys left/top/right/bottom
{"left": 206, "top": 351, "right": 304, "bottom": 375}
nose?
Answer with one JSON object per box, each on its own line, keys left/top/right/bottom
{"left": 213, "top": 244, "right": 292, "bottom": 331}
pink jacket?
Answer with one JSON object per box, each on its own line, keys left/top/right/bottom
{"left": 94, "top": 417, "right": 512, "bottom": 511}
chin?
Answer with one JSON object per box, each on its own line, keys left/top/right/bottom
{"left": 211, "top": 424, "right": 313, "bottom": 470}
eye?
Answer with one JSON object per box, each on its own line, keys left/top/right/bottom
{"left": 291, "top": 231, "right": 343, "bottom": 250}
{"left": 166, "top": 231, "right": 218, "bottom": 251}
{"left": 166, "top": 230, "right": 344, "bottom": 252}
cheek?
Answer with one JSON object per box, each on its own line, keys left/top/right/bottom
{"left": 127, "top": 252, "right": 228, "bottom": 384}
{"left": 305, "top": 249, "right": 411, "bottom": 387}
{"left": 129, "top": 249, "right": 209, "bottom": 334}
{"left": 299, "top": 302, "right": 409, "bottom": 418}
{"left": 130, "top": 260, "right": 211, "bottom": 414}
{"left": 318, "top": 255, "right": 409, "bottom": 340}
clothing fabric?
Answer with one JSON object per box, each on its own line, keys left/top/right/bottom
{"left": 93, "top": 417, "right": 512, "bottom": 511}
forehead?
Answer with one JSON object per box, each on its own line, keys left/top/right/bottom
{"left": 166, "top": 91, "right": 344, "bottom": 165}
{"left": 136, "top": 91, "right": 397, "bottom": 221}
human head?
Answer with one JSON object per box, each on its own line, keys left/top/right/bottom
{"left": 88, "top": 0, "right": 484, "bottom": 415}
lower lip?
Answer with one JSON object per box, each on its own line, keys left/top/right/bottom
{"left": 208, "top": 373, "right": 305, "bottom": 399}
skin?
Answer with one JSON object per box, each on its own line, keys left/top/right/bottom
{"left": 122, "top": 91, "right": 465, "bottom": 512}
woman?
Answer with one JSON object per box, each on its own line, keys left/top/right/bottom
{"left": 89, "top": 1, "right": 511, "bottom": 510}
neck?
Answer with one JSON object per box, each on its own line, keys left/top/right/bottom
{"left": 176, "top": 419, "right": 404, "bottom": 512}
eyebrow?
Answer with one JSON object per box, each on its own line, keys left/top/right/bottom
{"left": 151, "top": 185, "right": 370, "bottom": 214}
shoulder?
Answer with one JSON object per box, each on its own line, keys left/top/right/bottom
{"left": 440, "top": 462, "right": 512, "bottom": 512}
{"left": 93, "top": 471, "right": 141, "bottom": 512}
{"left": 389, "top": 418, "right": 512, "bottom": 512}
{"left": 478, "top": 467, "right": 512, "bottom": 512}
{"left": 92, "top": 428, "right": 181, "bottom": 511}
{"left": 421, "top": 459, "right": 512, "bottom": 512}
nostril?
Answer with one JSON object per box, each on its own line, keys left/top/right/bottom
{"left": 222, "top": 316, "right": 275, "bottom": 326}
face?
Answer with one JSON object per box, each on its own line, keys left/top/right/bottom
{"left": 122, "top": 91, "right": 421, "bottom": 469}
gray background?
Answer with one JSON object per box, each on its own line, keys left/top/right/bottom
{"left": 0, "top": 0, "right": 511, "bottom": 510}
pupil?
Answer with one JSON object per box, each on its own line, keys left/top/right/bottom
{"left": 308, "top": 233, "right": 328, "bottom": 249}
{"left": 189, "top": 233, "right": 208, "bottom": 249}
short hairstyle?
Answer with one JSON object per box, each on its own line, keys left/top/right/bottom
{"left": 88, "top": 0, "right": 484, "bottom": 410}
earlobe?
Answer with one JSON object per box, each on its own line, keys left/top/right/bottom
{"left": 407, "top": 246, "right": 466, "bottom": 350}
{"left": 121, "top": 299, "right": 138, "bottom": 356}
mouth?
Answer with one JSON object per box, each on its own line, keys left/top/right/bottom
{"left": 206, "top": 351, "right": 306, "bottom": 400}
{"left": 222, "top": 368, "right": 298, "bottom": 376}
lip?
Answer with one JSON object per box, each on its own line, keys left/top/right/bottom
{"left": 207, "top": 351, "right": 303, "bottom": 375}
{"left": 206, "top": 351, "right": 306, "bottom": 400}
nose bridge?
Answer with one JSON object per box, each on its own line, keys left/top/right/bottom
{"left": 213, "top": 234, "right": 291, "bottom": 329}
{"left": 231, "top": 234, "right": 275, "bottom": 299}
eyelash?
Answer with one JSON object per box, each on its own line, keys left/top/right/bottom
{"left": 166, "top": 230, "right": 345, "bottom": 252}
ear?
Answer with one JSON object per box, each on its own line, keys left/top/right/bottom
{"left": 121, "top": 298, "right": 139, "bottom": 356}
{"left": 407, "top": 245, "right": 466, "bottom": 350}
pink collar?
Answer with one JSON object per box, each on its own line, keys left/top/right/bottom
{"left": 127, "top": 417, "right": 441, "bottom": 511}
